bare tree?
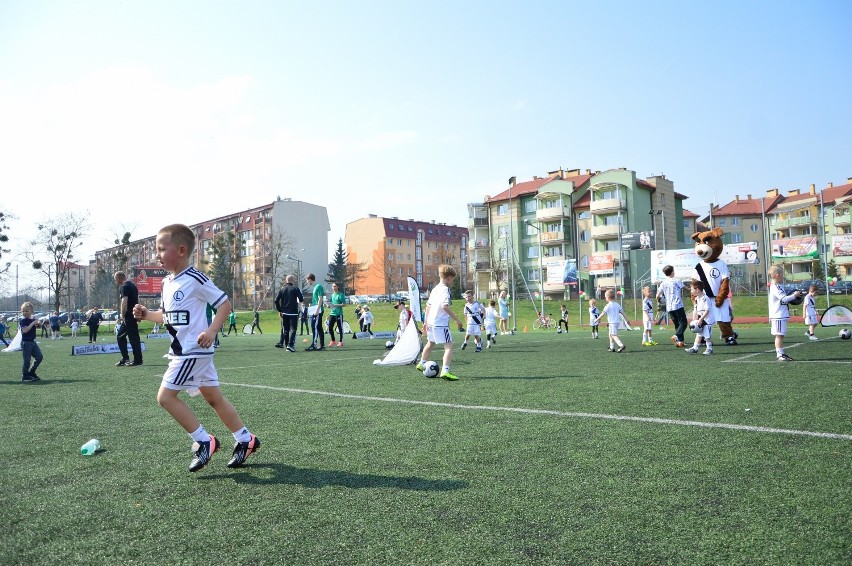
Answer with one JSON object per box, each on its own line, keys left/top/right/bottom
{"left": 0, "top": 211, "right": 11, "bottom": 281}
{"left": 27, "top": 214, "right": 90, "bottom": 313}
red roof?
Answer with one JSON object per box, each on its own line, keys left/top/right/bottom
{"left": 682, "top": 208, "right": 699, "bottom": 219}
{"left": 486, "top": 174, "right": 592, "bottom": 203}
{"left": 713, "top": 195, "right": 783, "bottom": 217}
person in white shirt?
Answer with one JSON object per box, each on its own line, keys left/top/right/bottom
{"left": 685, "top": 280, "right": 716, "bottom": 355}
{"left": 416, "top": 265, "right": 465, "bottom": 380}
{"left": 395, "top": 300, "right": 413, "bottom": 342}
{"left": 804, "top": 285, "right": 819, "bottom": 341}
{"left": 483, "top": 300, "right": 499, "bottom": 348}
{"left": 593, "top": 289, "right": 626, "bottom": 353}
{"left": 460, "top": 291, "right": 485, "bottom": 353}
{"left": 656, "top": 265, "right": 688, "bottom": 347}
{"left": 768, "top": 265, "right": 802, "bottom": 361}
{"left": 641, "top": 287, "right": 657, "bottom": 346}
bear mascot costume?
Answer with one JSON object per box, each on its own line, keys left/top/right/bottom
{"left": 691, "top": 227, "right": 738, "bottom": 345}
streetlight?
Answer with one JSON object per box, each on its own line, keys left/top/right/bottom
{"left": 286, "top": 253, "right": 303, "bottom": 288}
{"left": 524, "top": 219, "right": 545, "bottom": 317}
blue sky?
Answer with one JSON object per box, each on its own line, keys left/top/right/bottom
{"left": 1, "top": 0, "right": 850, "bottom": 285}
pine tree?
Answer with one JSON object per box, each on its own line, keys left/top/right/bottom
{"left": 326, "top": 238, "right": 348, "bottom": 293}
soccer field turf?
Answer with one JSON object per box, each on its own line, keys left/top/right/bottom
{"left": 1, "top": 325, "right": 850, "bottom": 565}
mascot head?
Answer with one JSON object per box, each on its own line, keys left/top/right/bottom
{"left": 691, "top": 227, "right": 725, "bottom": 262}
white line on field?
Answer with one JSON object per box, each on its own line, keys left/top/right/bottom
{"left": 723, "top": 341, "right": 804, "bottom": 363}
{"left": 221, "top": 382, "right": 852, "bottom": 441}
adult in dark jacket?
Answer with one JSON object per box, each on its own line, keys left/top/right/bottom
{"left": 274, "top": 275, "right": 303, "bottom": 352}
{"left": 86, "top": 307, "right": 104, "bottom": 343}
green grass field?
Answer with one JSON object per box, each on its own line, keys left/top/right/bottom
{"left": 1, "top": 317, "right": 850, "bottom": 565}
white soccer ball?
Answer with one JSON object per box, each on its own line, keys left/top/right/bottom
{"left": 840, "top": 328, "right": 851, "bottom": 340}
{"left": 385, "top": 340, "right": 394, "bottom": 349}
{"left": 689, "top": 321, "right": 702, "bottom": 333}
{"left": 556, "top": 328, "right": 562, "bottom": 334}
{"left": 422, "top": 360, "right": 439, "bottom": 378}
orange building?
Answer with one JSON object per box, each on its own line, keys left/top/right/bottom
{"left": 345, "top": 215, "right": 468, "bottom": 295}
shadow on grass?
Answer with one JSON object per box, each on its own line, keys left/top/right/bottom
{"left": 0, "top": 378, "right": 96, "bottom": 385}
{"left": 202, "top": 462, "right": 468, "bottom": 491}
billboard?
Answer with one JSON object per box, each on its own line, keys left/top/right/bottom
{"left": 771, "top": 236, "right": 818, "bottom": 260}
{"left": 133, "top": 266, "right": 169, "bottom": 298}
{"left": 651, "top": 242, "right": 761, "bottom": 283}
{"left": 621, "top": 230, "right": 656, "bottom": 250}
{"left": 832, "top": 234, "right": 852, "bottom": 257}
{"left": 544, "top": 258, "right": 578, "bottom": 286}
{"left": 589, "top": 254, "right": 615, "bottom": 275}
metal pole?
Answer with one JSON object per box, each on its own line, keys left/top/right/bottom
{"left": 820, "top": 191, "right": 831, "bottom": 308}
{"left": 508, "top": 180, "right": 517, "bottom": 332}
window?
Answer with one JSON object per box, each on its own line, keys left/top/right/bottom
{"left": 718, "top": 218, "right": 726, "bottom": 227}
{"left": 407, "top": 240, "right": 411, "bottom": 247}
{"left": 398, "top": 239, "right": 403, "bottom": 246}
{"left": 731, "top": 232, "right": 743, "bottom": 243}
{"left": 427, "top": 255, "right": 431, "bottom": 262}
{"left": 388, "top": 252, "right": 393, "bottom": 260}
{"left": 389, "top": 224, "right": 394, "bottom": 230}
{"left": 578, "top": 211, "right": 591, "bottom": 219}
{"left": 524, "top": 199, "right": 537, "bottom": 213}
{"left": 497, "top": 204, "right": 509, "bottom": 215}
{"left": 407, "top": 254, "right": 411, "bottom": 261}
{"left": 731, "top": 217, "right": 740, "bottom": 226}
{"left": 497, "top": 226, "right": 508, "bottom": 238}
{"left": 751, "top": 223, "right": 759, "bottom": 232}
{"left": 526, "top": 224, "right": 538, "bottom": 236}
{"left": 580, "top": 230, "right": 590, "bottom": 242}
{"left": 408, "top": 227, "right": 413, "bottom": 232}
{"left": 528, "top": 269, "right": 541, "bottom": 282}
{"left": 499, "top": 248, "right": 507, "bottom": 260}
{"left": 581, "top": 255, "right": 589, "bottom": 268}
{"left": 398, "top": 267, "right": 403, "bottom": 275}
{"left": 397, "top": 254, "right": 402, "bottom": 261}
{"left": 387, "top": 238, "right": 393, "bottom": 245}
{"left": 527, "top": 246, "right": 539, "bottom": 259}
{"left": 683, "top": 219, "right": 691, "bottom": 228}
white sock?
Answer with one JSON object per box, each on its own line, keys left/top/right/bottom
{"left": 232, "top": 427, "right": 252, "bottom": 443}
{"left": 443, "top": 366, "right": 450, "bottom": 374}
{"left": 190, "top": 426, "right": 210, "bottom": 443}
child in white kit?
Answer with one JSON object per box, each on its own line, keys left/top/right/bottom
{"left": 804, "top": 285, "right": 818, "bottom": 341}
{"left": 641, "top": 286, "right": 657, "bottom": 346}
{"left": 484, "top": 300, "right": 498, "bottom": 348}
{"left": 685, "top": 280, "right": 715, "bottom": 355}
{"left": 593, "top": 290, "right": 625, "bottom": 352}
{"left": 460, "top": 290, "right": 485, "bottom": 352}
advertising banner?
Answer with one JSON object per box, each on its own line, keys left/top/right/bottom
{"left": 770, "top": 236, "right": 818, "bottom": 260}
{"left": 831, "top": 234, "right": 852, "bottom": 257}
{"left": 134, "top": 267, "right": 169, "bottom": 297}
{"left": 589, "top": 254, "right": 614, "bottom": 275}
{"left": 621, "top": 230, "right": 656, "bottom": 250}
{"left": 544, "top": 258, "right": 578, "bottom": 286}
{"left": 651, "top": 242, "right": 760, "bottom": 283}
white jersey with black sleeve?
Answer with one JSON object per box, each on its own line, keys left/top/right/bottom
{"left": 160, "top": 267, "right": 228, "bottom": 359}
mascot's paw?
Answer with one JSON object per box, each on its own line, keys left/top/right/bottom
{"left": 715, "top": 296, "right": 726, "bottom": 308}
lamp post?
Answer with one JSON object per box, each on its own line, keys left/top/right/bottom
{"left": 286, "top": 254, "right": 303, "bottom": 288}
{"left": 525, "top": 220, "right": 545, "bottom": 317}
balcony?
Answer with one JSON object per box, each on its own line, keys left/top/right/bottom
{"left": 591, "top": 224, "right": 620, "bottom": 239}
{"left": 536, "top": 206, "right": 570, "bottom": 222}
{"left": 773, "top": 216, "right": 814, "bottom": 229}
{"left": 590, "top": 198, "right": 626, "bottom": 213}
{"left": 470, "top": 217, "right": 489, "bottom": 227}
{"left": 540, "top": 230, "right": 566, "bottom": 243}
{"left": 473, "top": 260, "right": 492, "bottom": 271}
{"left": 834, "top": 212, "right": 850, "bottom": 226}
{"left": 472, "top": 238, "right": 490, "bottom": 249}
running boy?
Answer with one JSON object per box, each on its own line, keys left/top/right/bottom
{"left": 767, "top": 265, "right": 801, "bottom": 361}
{"left": 19, "top": 302, "right": 44, "bottom": 382}
{"left": 804, "top": 285, "right": 819, "bottom": 341}
{"left": 641, "top": 286, "right": 657, "bottom": 346}
{"left": 588, "top": 298, "right": 600, "bottom": 339}
{"left": 593, "top": 289, "right": 626, "bottom": 352}
{"left": 484, "top": 300, "right": 499, "bottom": 348}
{"left": 417, "top": 264, "right": 465, "bottom": 380}
{"left": 460, "top": 290, "right": 485, "bottom": 353}
{"left": 557, "top": 304, "right": 569, "bottom": 334}
{"left": 133, "top": 224, "right": 259, "bottom": 472}
{"left": 685, "top": 280, "right": 715, "bottom": 355}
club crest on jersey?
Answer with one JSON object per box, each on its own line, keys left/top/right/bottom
{"left": 164, "top": 310, "right": 190, "bottom": 325}
{"left": 710, "top": 268, "right": 720, "bottom": 279}
{"left": 173, "top": 290, "right": 185, "bottom": 302}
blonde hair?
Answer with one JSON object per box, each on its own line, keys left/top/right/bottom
{"left": 768, "top": 265, "right": 784, "bottom": 278}
{"left": 605, "top": 289, "right": 616, "bottom": 300}
{"left": 642, "top": 286, "right": 651, "bottom": 297}
{"left": 21, "top": 301, "right": 33, "bottom": 311}
{"left": 439, "top": 264, "right": 457, "bottom": 278}
{"left": 588, "top": 298, "right": 597, "bottom": 307}
{"left": 160, "top": 224, "right": 196, "bottom": 253}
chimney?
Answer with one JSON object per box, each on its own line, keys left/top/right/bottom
{"left": 809, "top": 184, "right": 816, "bottom": 195}
{"left": 827, "top": 182, "right": 834, "bottom": 189}
{"left": 766, "top": 188, "right": 779, "bottom": 198}
{"left": 747, "top": 194, "right": 752, "bottom": 200}
{"left": 847, "top": 177, "right": 852, "bottom": 184}
{"left": 735, "top": 195, "right": 739, "bottom": 202}
{"left": 788, "top": 189, "right": 800, "bottom": 196}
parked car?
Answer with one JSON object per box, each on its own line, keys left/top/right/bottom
{"left": 829, "top": 280, "right": 852, "bottom": 295}
{"left": 795, "top": 280, "right": 827, "bottom": 295}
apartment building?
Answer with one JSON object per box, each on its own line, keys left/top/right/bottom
{"left": 345, "top": 216, "right": 468, "bottom": 295}
{"left": 765, "top": 180, "right": 852, "bottom": 281}
{"left": 93, "top": 198, "right": 329, "bottom": 309}
{"left": 468, "top": 168, "right": 688, "bottom": 301}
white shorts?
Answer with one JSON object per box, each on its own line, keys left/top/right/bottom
{"left": 485, "top": 323, "right": 498, "bottom": 335}
{"left": 771, "top": 319, "right": 788, "bottom": 336}
{"left": 643, "top": 319, "right": 653, "bottom": 331}
{"left": 426, "top": 325, "right": 452, "bottom": 344}
{"left": 466, "top": 323, "right": 482, "bottom": 337}
{"left": 699, "top": 322, "right": 713, "bottom": 339}
{"left": 608, "top": 323, "right": 619, "bottom": 337}
{"left": 162, "top": 356, "right": 219, "bottom": 391}
{"left": 804, "top": 313, "right": 817, "bottom": 325}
